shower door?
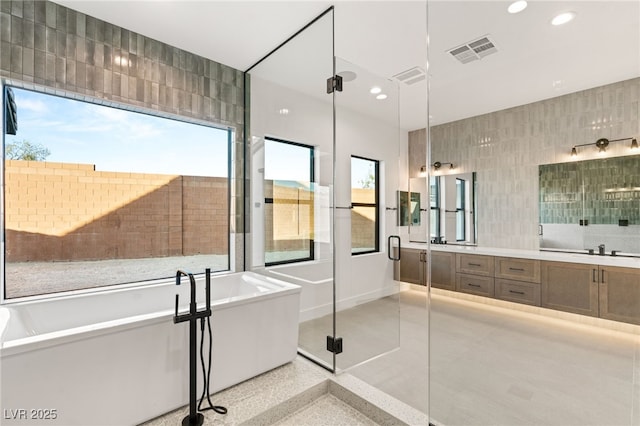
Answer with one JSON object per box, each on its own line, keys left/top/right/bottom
{"left": 246, "top": 8, "right": 401, "bottom": 372}
{"left": 332, "top": 58, "right": 402, "bottom": 372}
{"left": 245, "top": 8, "right": 337, "bottom": 370}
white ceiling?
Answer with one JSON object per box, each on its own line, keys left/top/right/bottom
{"left": 53, "top": 1, "right": 640, "bottom": 131}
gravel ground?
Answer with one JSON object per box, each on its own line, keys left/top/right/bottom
{"left": 4, "top": 254, "right": 228, "bottom": 299}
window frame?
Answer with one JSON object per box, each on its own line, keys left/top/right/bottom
{"left": 1, "top": 83, "right": 233, "bottom": 302}
{"left": 430, "top": 176, "right": 441, "bottom": 240}
{"left": 456, "top": 177, "right": 466, "bottom": 242}
{"left": 350, "top": 155, "right": 380, "bottom": 256}
{"left": 263, "top": 137, "right": 315, "bottom": 266}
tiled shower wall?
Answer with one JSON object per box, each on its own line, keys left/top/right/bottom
{"left": 425, "top": 77, "right": 640, "bottom": 250}
{"left": 0, "top": 0, "right": 245, "bottom": 269}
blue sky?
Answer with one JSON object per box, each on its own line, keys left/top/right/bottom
{"left": 7, "top": 87, "right": 230, "bottom": 177}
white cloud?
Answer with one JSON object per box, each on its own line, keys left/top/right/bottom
{"left": 17, "top": 98, "right": 49, "bottom": 114}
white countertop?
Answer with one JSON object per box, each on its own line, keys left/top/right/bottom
{"left": 401, "top": 241, "right": 640, "bottom": 269}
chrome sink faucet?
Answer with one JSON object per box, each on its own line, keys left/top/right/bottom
{"left": 598, "top": 244, "right": 605, "bottom": 256}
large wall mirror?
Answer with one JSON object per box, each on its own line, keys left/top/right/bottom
{"left": 408, "top": 172, "right": 477, "bottom": 244}
{"left": 539, "top": 153, "right": 640, "bottom": 256}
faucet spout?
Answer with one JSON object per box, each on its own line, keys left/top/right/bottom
{"left": 174, "top": 269, "right": 212, "bottom": 322}
{"left": 176, "top": 269, "right": 195, "bottom": 287}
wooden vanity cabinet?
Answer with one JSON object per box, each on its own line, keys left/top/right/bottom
{"left": 456, "top": 253, "right": 494, "bottom": 276}
{"left": 495, "top": 257, "right": 540, "bottom": 283}
{"left": 541, "top": 261, "right": 599, "bottom": 317}
{"left": 495, "top": 279, "right": 541, "bottom": 306}
{"left": 456, "top": 273, "right": 495, "bottom": 297}
{"left": 397, "top": 250, "right": 640, "bottom": 326}
{"left": 395, "top": 248, "right": 456, "bottom": 289}
{"left": 430, "top": 251, "right": 456, "bottom": 291}
{"left": 599, "top": 266, "right": 640, "bottom": 325}
{"left": 396, "top": 248, "right": 425, "bottom": 285}
{"left": 456, "top": 253, "right": 495, "bottom": 297}
{"left": 494, "top": 257, "right": 541, "bottom": 306}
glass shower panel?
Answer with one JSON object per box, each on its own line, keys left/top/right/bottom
{"left": 333, "top": 57, "right": 401, "bottom": 371}
{"left": 428, "top": 1, "right": 640, "bottom": 425}
{"left": 245, "top": 9, "right": 335, "bottom": 370}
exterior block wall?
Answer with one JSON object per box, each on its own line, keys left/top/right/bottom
{"left": 5, "top": 160, "right": 228, "bottom": 261}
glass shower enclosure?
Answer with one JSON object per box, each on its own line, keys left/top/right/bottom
{"left": 245, "top": 7, "right": 402, "bottom": 373}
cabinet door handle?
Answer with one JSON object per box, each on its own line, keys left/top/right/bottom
{"left": 601, "top": 269, "right": 606, "bottom": 284}
{"left": 509, "top": 290, "right": 525, "bottom": 295}
{"left": 592, "top": 268, "right": 597, "bottom": 283}
{"left": 468, "top": 263, "right": 482, "bottom": 267}
{"left": 509, "top": 267, "right": 525, "bottom": 272}
{"left": 468, "top": 283, "right": 481, "bottom": 288}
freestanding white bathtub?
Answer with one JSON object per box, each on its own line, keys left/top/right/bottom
{"left": 0, "top": 271, "right": 301, "bottom": 426}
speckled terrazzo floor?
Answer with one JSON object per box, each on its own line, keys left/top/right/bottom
{"left": 140, "top": 355, "right": 427, "bottom": 426}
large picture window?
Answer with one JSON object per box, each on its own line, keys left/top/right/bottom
{"left": 351, "top": 156, "right": 379, "bottom": 255}
{"left": 456, "top": 177, "right": 466, "bottom": 241}
{"left": 2, "top": 86, "right": 231, "bottom": 299}
{"left": 430, "top": 176, "right": 441, "bottom": 240}
{"left": 264, "top": 138, "right": 314, "bottom": 265}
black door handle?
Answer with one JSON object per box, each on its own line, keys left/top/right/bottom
{"left": 388, "top": 235, "right": 401, "bottom": 261}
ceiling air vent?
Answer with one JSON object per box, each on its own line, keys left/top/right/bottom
{"left": 448, "top": 35, "right": 498, "bottom": 64}
{"left": 392, "top": 66, "right": 426, "bottom": 85}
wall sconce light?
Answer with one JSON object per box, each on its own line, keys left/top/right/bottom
{"left": 571, "top": 137, "right": 638, "bottom": 156}
{"left": 433, "top": 161, "right": 454, "bottom": 170}
{"left": 419, "top": 165, "right": 427, "bottom": 177}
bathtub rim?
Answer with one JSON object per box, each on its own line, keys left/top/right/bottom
{"left": 266, "top": 259, "right": 333, "bottom": 285}
{"left": 0, "top": 271, "right": 300, "bottom": 357}
{"left": 1, "top": 270, "right": 196, "bottom": 306}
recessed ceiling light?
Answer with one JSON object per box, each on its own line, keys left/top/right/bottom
{"left": 278, "top": 108, "right": 289, "bottom": 115}
{"left": 370, "top": 86, "right": 382, "bottom": 94}
{"left": 508, "top": 1, "right": 527, "bottom": 14}
{"left": 551, "top": 11, "right": 576, "bottom": 26}
{"left": 338, "top": 71, "right": 357, "bottom": 82}
{"left": 376, "top": 94, "right": 387, "bottom": 100}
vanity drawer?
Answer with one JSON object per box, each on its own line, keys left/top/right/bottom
{"left": 495, "top": 278, "right": 541, "bottom": 306}
{"left": 456, "top": 273, "right": 495, "bottom": 297}
{"left": 456, "top": 254, "right": 494, "bottom": 276}
{"left": 495, "top": 257, "right": 540, "bottom": 283}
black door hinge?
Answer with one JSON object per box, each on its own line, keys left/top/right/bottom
{"left": 326, "top": 75, "right": 343, "bottom": 94}
{"left": 326, "top": 335, "right": 343, "bottom": 354}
